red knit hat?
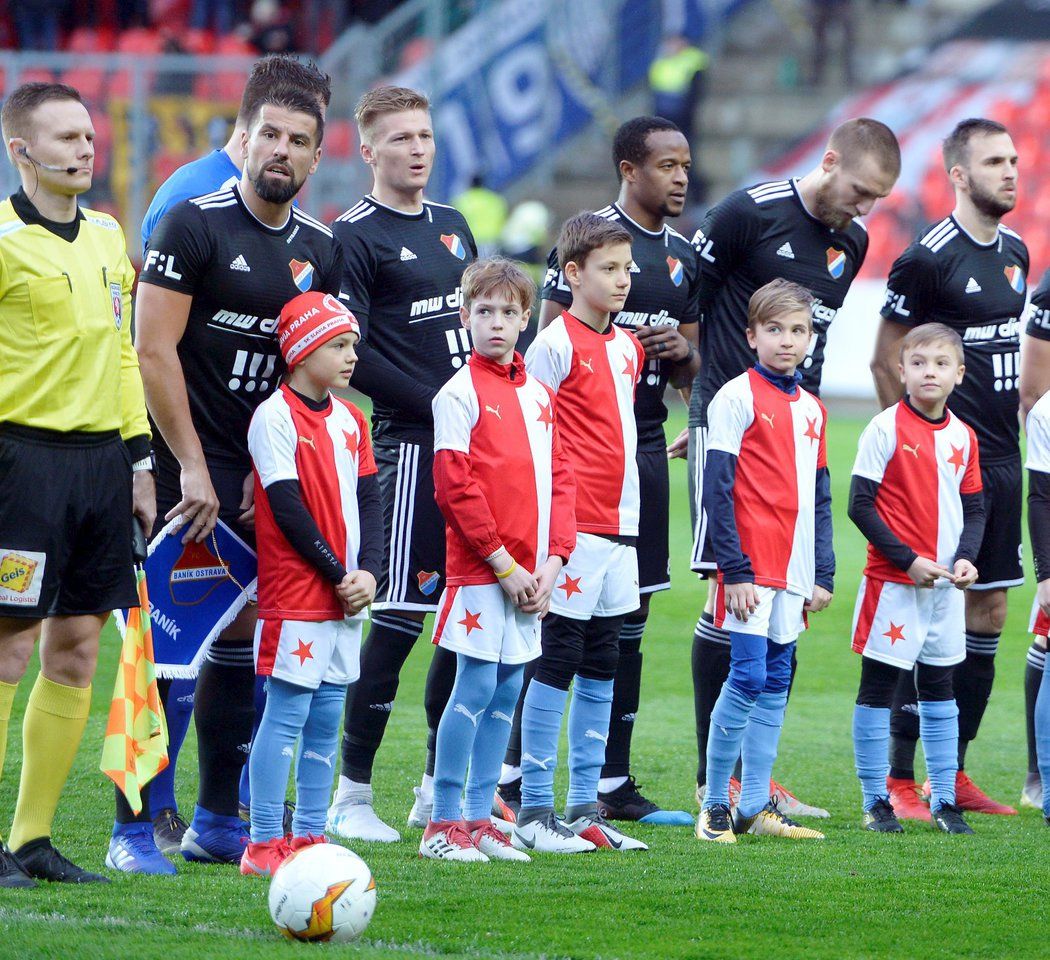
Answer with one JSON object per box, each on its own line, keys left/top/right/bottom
{"left": 277, "top": 292, "right": 360, "bottom": 367}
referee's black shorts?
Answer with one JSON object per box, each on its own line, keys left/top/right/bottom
{"left": 637, "top": 443, "right": 671, "bottom": 594}
{"left": 372, "top": 433, "right": 446, "bottom": 613}
{"left": 973, "top": 455, "right": 1024, "bottom": 590}
{"left": 0, "top": 423, "right": 136, "bottom": 618}
{"left": 155, "top": 447, "right": 257, "bottom": 549}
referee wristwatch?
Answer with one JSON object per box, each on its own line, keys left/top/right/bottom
{"left": 131, "top": 450, "right": 157, "bottom": 475}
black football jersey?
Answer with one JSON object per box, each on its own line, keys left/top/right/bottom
{"left": 1025, "top": 267, "right": 1050, "bottom": 341}
{"left": 140, "top": 184, "right": 343, "bottom": 466}
{"left": 333, "top": 196, "right": 477, "bottom": 437}
{"left": 687, "top": 179, "right": 868, "bottom": 426}
{"left": 540, "top": 203, "right": 700, "bottom": 447}
{"left": 882, "top": 216, "right": 1028, "bottom": 462}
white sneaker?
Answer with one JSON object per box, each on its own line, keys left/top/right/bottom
{"left": 1020, "top": 773, "right": 1043, "bottom": 810}
{"left": 770, "top": 780, "right": 830, "bottom": 819}
{"left": 419, "top": 821, "right": 488, "bottom": 862}
{"left": 406, "top": 786, "right": 433, "bottom": 829}
{"left": 512, "top": 811, "right": 595, "bottom": 854}
{"left": 326, "top": 789, "right": 401, "bottom": 843}
{"left": 565, "top": 812, "right": 648, "bottom": 851}
{"left": 469, "top": 820, "right": 530, "bottom": 862}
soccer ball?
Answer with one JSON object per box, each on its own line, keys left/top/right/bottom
{"left": 268, "top": 843, "right": 377, "bottom": 943}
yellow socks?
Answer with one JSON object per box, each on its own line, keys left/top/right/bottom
{"left": 0, "top": 680, "right": 17, "bottom": 784}
{"left": 8, "top": 675, "right": 91, "bottom": 851}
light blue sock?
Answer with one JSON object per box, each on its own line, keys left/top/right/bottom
{"left": 703, "top": 683, "right": 755, "bottom": 809}
{"left": 432, "top": 655, "right": 498, "bottom": 823}
{"left": 520, "top": 679, "right": 569, "bottom": 811}
{"left": 919, "top": 698, "right": 959, "bottom": 811}
{"left": 248, "top": 677, "right": 312, "bottom": 842}
{"left": 739, "top": 688, "right": 789, "bottom": 817}
{"left": 293, "top": 682, "right": 345, "bottom": 836}
{"left": 239, "top": 674, "right": 269, "bottom": 809}
{"left": 150, "top": 677, "right": 195, "bottom": 812}
{"left": 463, "top": 662, "right": 524, "bottom": 821}
{"left": 853, "top": 704, "right": 891, "bottom": 810}
{"left": 566, "top": 675, "right": 614, "bottom": 809}
{"left": 1035, "top": 660, "right": 1050, "bottom": 818}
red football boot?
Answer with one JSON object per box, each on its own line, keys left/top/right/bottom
{"left": 923, "top": 772, "right": 1018, "bottom": 815}
{"left": 886, "top": 776, "right": 931, "bottom": 821}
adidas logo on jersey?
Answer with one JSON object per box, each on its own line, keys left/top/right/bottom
{"left": 777, "top": 242, "right": 795, "bottom": 259}
{"left": 965, "top": 277, "right": 982, "bottom": 294}
{"left": 400, "top": 246, "right": 417, "bottom": 261}
{"left": 229, "top": 254, "right": 250, "bottom": 272}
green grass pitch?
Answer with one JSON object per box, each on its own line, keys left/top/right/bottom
{"left": 0, "top": 409, "right": 1046, "bottom": 959}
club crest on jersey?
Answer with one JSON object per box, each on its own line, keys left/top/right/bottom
{"left": 110, "top": 281, "right": 123, "bottom": 329}
{"left": 826, "top": 247, "right": 846, "bottom": 280}
{"left": 440, "top": 234, "right": 466, "bottom": 260}
{"left": 1004, "top": 264, "right": 1025, "bottom": 294}
{"left": 289, "top": 258, "right": 315, "bottom": 292}
{"left": 666, "top": 256, "right": 684, "bottom": 287}
{"left": 417, "top": 570, "right": 441, "bottom": 596}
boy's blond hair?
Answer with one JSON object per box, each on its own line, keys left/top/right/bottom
{"left": 899, "top": 322, "right": 964, "bottom": 365}
{"left": 354, "top": 85, "right": 430, "bottom": 144}
{"left": 556, "top": 212, "right": 632, "bottom": 271}
{"left": 747, "top": 278, "right": 815, "bottom": 332}
{"left": 461, "top": 257, "right": 535, "bottom": 314}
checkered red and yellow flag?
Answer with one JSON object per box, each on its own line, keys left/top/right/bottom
{"left": 101, "top": 568, "right": 169, "bottom": 814}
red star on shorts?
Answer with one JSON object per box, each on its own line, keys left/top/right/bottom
{"left": 536, "top": 400, "right": 554, "bottom": 428}
{"left": 804, "top": 417, "right": 820, "bottom": 445}
{"left": 559, "top": 575, "right": 583, "bottom": 599}
{"left": 947, "top": 444, "right": 965, "bottom": 475}
{"left": 293, "top": 639, "right": 314, "bottom": 665}
{"left": 344, "top": 429, "right": 358, "bottom": 456}
{"left": 883, "top": 622, "right": 906, "bottom": 646}
{"left": 458, "top": 610, "right": 482, "bottom": 634}
{"left": 621, "top": 354, "right": 637, "bottom": 380}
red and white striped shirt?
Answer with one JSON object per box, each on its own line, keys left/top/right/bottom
{"left": 249, "top": 384, "right": 377, "bottom": 620}
{"left": 852, "top": 401, "right": 982, "bottom": 584}
{"left": 707, "top": 368, "right": 828, "bottom": 596}
{"left": 525, "top": 311, "right": 644, "bottom": 537}
{"left": 433, "top": 352, "right": 576, "bottom": 585}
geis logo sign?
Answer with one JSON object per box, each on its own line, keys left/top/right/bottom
{"left": 0, "top": 550, "right": 45, "bottom": 606}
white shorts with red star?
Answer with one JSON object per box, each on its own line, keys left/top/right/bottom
{"left": 254, "top": 616, "right": 364, "bottom": 689}
{"left": 431, "top": 583, "right": 541, "bottom": 664}
{"left": 548, "top": 532, "right": 639, "bottom": 621}
{"left": 851, "top": 577, "right": 965, "bottom": 669}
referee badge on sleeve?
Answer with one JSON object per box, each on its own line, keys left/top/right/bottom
{"left": 110, "top": 281, "right": 123, "bottom": 329}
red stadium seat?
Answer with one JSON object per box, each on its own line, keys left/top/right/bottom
{"left": 67, "top": 26, "right": 117, "bottom": 53}
{"left": 17, "top": 68, "right": 55, "bottom": 85}
{"left": 181, "top": 28, "right": 216, "bottom": 54}
{"left": 62, "top": 68, "right": 106, "bottom": 104}
{"left": 193, "top": 70, "right": 245, "bottom": 103}
{"left": 117, "top": 28, "right": 164, "bottom": 55}
{"left": 215, "top": 34, "right": 255, "bottom": 56}
{"left": 324, "top": 120, "right": 356, "bottom": 159}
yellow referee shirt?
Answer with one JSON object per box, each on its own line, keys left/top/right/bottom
{"left": 0, "top": 190, "right": 149, "bottom": 444}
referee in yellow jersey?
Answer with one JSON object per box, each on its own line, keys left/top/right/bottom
{"left": 0, "top": 82, "right": 154, "bottom": 887}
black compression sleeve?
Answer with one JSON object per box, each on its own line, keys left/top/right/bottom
{"left": 847, "top": 475, "right": 917, "bottom": 572}
{"left": 1029, "top": 470, "right": 1050, "bottom": 581}
{"left": 356, "top": 474, "right": 383, "bottom": 581}
{"left": 349, "top": 340, "right": 436, "bottom": 424}
{"left": 953, "top": 491, "right": 986, "bottom": 566}
{"left": 266, "top": 479, "right": 347, "bottom": 583}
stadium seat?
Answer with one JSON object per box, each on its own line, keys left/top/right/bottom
{"left": 215, "top": 34, "right": 255, "bottom": 56}
{"left": 67, "top": 26, "right": 117, "bottom": 53}
{"left": 17, "top": 68, "right": 55, "bottom": 85}
{"left": 117, "top": 28, "right": 164, "bottom": 55}
{"left": 324, "top": 121, "right": 356, "bottom": 159}
{"left": 62, "top": 68, "right": 106, "bottom": 104}
{"left": 181, "top": 28, "right": 216, "bottom": 55}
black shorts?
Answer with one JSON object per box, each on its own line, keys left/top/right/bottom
{"left": 155, "top": 447, "right": 257, "bottom": 549}
{"left": 973, "top": 455, "right": 1023, "bottom": 589}
{"left": 373, "top": 434, "right": 446, "bottom": 612}
{"left": 0, "top": 424, "right": 136, "bottom": 618}
{"left": 687, "top": 425, "right": 716, "bottom": 576}
{"left": 637, "top": 443, "right": 670, "bottom": 594}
